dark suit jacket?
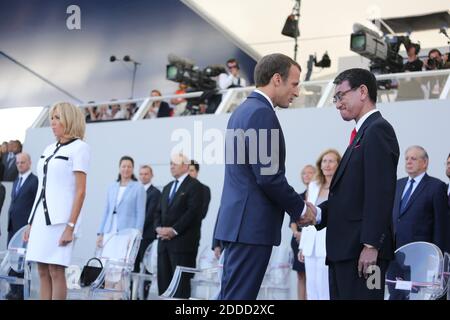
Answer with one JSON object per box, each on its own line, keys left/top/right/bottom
{"left": 8, "top": 173, "right": 38, "bottom": 243}
{"left": 155, "top": 175, "right": 203, "bottom": 253}
{"left": 0, "top": 161, "right": 4, "bottom": 181}
{"left": 392, "top": 174, "right": 448, "bottom": 252}
{"left": 2, "top": 154, "right": 18, "bottom": 182}
{"left": 156, "top": 101, "right": 172, "bottom": 118}
{"left": 200, "top": 183, "right": 211, "bottom": 220}
{"left": 0, "top": 183, "right": 5, "bottom": 215}
{"left": 214, "top": 91, "right": 305, "bottom": 247}
{"left": 142, "top": 185, "right": 161, "bottom": 240}
{"left": 317, "top": 112, "right": 399, "bottom": 262}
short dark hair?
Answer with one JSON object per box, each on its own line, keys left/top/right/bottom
{"left": 447, "top": 153, "right": 450, "bottom": 160}
{"left": 254, "top": 53, "right": 301, "bottom": 87}
{"left": 117, "top": 155, "right": 138, "bottom": 181}
{"left": 190, "top": 160, "right": 199, "bottom": 172}
{"left": 333, "top": 68, "right": 377, "bottom": 104}
{"left": 428, "top": 48, "right": 442, "bottom": 58}
{"left": 226, "top": 58, "right": 239, "bottom": 69}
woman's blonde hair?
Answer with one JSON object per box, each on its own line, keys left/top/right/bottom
{"left": 315, "top": 148, "right": 341, "bottom": 186}
{"left": 49, "top": 102, "right": 86, "bottom": 140}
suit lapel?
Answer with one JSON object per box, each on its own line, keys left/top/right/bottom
{"left": 168, "top": 176, "right": 190, "bottom": 208}
{"left": 400, "top": 174, "right": 428, "bottom": 216}
{"left": 117, "top": 182, "right": 133, "bottom": 207}
{"left": 394, "top": 178, "right": 407, "bottom": 220}
{"left": 330, "top": 112, "right": 381, "bottom": 190}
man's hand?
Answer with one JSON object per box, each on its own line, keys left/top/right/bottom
{"left": 213, "top": 246, "right": 222, "bottom": 259}
{"left": 156, "top": 227, "right": 176, "bottom": 240}
{"left": 358, "top": 246, "right": 378, "bottom": 278}
{"left": 298, "top": 202, "right": 317, "bottom": 227}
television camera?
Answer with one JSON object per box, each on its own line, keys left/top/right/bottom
{"left": 166, "top": 54, "right": 226, "bottom": 115}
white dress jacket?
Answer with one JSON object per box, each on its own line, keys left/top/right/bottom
{"left": 298, "top": 180, "right": 327, "bottom": 257}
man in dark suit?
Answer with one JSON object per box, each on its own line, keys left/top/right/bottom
{"left": 155, "top": 153, "right": 203, "bottom": 298}
{"left": 2, "top": 140, "right": 22, "bottom": 182}
{"left": 392, "top": 146, "right": 448, "bottom": 252}
{"left": 213, "top": 53, "right": 314, "bottom": 300}
{"left": 0, "top": 182, "right": 5, "bottom": 214}
{"left": 6, "top": 152, "right": 38, "bottom": 300}
{"left": 308, "top": 68, "right": 400, "bottom": 299}
{"left": 188, "top": 160, "right": 211, "bottom": 220}
{"left": 134, "top": 165, "right": 161, "bottom": 297}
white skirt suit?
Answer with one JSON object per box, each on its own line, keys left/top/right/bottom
{"left": 26, "top": 139, "right": 90, "bottom": 267}
{"left": 298, "top": 180, "right": 330, "bottom": 300}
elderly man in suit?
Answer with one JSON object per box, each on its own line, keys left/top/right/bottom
{"left": 213, "top": 53, "right": 314, "bottom": 300}
{"left": 393, "top": 146, "right": 448, "bottom": 252}
{"left": 155, "top": 153, "right": 203, "bottom": 298}
{"left": 307, "top": 68, "right": 400, "bottom": 300}
{"left": 6, "top": 152, "right": 38, "bottom": 300}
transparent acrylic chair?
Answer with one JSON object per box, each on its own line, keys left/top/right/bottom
{"left": 130, "top": 241, "right": 158, "bottom": 300}
{"left": 66, "top": 228, "right": 141, "bottom": 300}
{"left": 0, "top": 225, "right": 29, "bottom": 299}
{"left": 160, "top": 246, "right": 222, "bottom": 300}
{"left": 385, "top": 241, "right": 448, "bottom": 300}
{"left": 258, "top": 245, "right": 291, "bottom": 300}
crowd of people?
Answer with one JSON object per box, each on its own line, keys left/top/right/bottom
{"left": 0, "top": 54, "right": 449, "bottom": 301}
{"left": 82, "top": 57, "right": 249, "bottom": 122}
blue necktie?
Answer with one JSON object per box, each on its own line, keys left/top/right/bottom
{"left": 168, "top": 179, "right": 178, "bottom": 204}
{"left": 400, "top": 179, "right": 415, "bottom": 213}
{"left": 15, "top": 176, "right": 23, "bottom": 196}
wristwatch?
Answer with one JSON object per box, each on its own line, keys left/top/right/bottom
{"left": 67, "top": 222, "right": 75, "bottom": 228}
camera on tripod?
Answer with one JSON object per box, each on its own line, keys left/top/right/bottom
{"left": 350, "top": 23, "right": 419, "bottom": 89}
{"left": 166, "top": 54, "right": 226, "bottom": 115}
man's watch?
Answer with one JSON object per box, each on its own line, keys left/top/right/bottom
{"left": 67, "top": 222, "right": 75, "bottom": 228}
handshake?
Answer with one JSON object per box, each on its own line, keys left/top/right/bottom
{"left": 297, "top": 201, "right": 317, "bottom": 227}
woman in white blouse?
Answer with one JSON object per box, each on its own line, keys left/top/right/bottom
{"left": 298, "top": 149, "right": 341, "bottom": 300}
{"left": 24, "top": 102, "right": 90, "bottom": 300}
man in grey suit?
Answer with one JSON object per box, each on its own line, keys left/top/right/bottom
{"left": 6, "top": 152, "right": 38, "bottom": 300}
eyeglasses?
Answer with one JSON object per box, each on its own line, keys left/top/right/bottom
{"left": 332, "top": 87, "right": 357, "bottom": 104}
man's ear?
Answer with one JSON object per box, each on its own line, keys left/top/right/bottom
{"left": 272, "top": 73, "right": 282, "bottom": 87}
{"left": 359, "top": 85, "right": 369, "bottom": 101}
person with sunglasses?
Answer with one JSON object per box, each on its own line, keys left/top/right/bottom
{"left": 218, "top": 58, "right": 247, "bottom": 90}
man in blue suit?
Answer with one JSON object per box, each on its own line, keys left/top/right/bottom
{"left": 393, "top": 146, "right": 448, "bottom": 252}
{"left": 213, "top": 53, "right": 313, "bottom": 300}
{"left": 6, "top": 153, "right": 38, "bottom": 300}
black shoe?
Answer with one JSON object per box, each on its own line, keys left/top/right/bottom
{"left": 5, "top": 291, "right": 23, "bottom": 300}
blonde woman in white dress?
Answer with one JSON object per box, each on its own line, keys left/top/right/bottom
{"left": 298, "top": 149, "right": 340, "bottom": 300}
{"left": 24, "top": 102, "right": 90, "bottom": 300}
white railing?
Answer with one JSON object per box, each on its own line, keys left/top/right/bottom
{"left": 7, "top": 69, "right": 450, "bottom": 129}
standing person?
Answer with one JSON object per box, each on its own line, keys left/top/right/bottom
{"left": 299, "top": 150, "right": 341, "bottom": 300}
{"left": 392, "top": 146, "right": 448, "bottom": 252}
{"left": 155, "top": 153, "right": 203, "bottom": 298}
{"left": 291, "top": 164, "right": 316, "bottom": 300}
{"left": 0, "top": 182, "right": 5, "bottom": 215}
{"left": 134, "top": 165, "right": 161, "bottom": 298}
{"left": 213, "top": 53, "right": 314, "bottom": 300}
{"left": 5, "top": 152, "right": 38, "bottom": 300}
{"left": 188, "top": 160, "right": 211, "bottom": 220}
{"left": 24, "top": 102, "right": 90, "bottom": 300}
{"left": 2, "top": 140, "right": 22, "bottom": 181}
{"left": 306, "top": 68, "right": 400, "bottom": 300}
{"left": 96, "top": 156, "right": 146, "bottom": 246}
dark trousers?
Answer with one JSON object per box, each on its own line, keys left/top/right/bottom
{"left": 157, "top": 247, "right": 197, "bottom": 298}
{"left": 218, "top": 242, "right": 272, "bottom": 300}
{"left": 328, "top": 258, "right": 389, "bottom": 300}
{"left": 7, "top": 269, "right": 24, "bottom": 299}
{"left": 133, "top": 238, "right": 154, "bottom": 299}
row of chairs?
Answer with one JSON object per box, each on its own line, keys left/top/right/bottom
{"left": 1, "top": 225, "right": 448, "bottom": 300}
